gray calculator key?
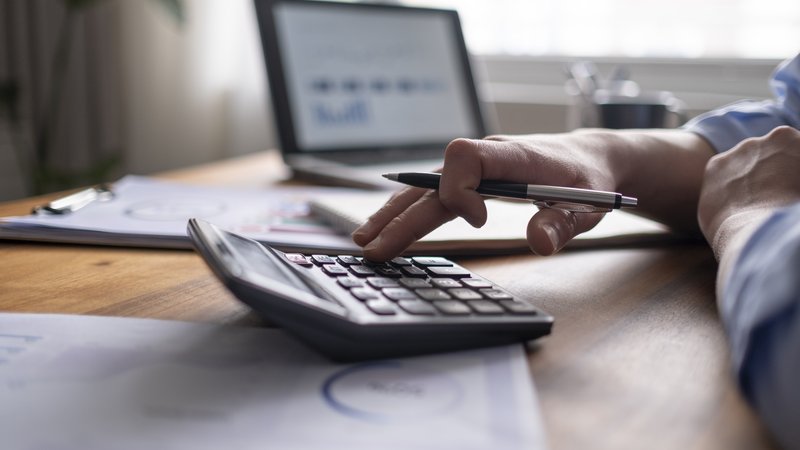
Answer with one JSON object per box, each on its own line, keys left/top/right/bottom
{"left": 462, "top": 278, "right": 493, "bottom": 289}
{"left": 349, "top": 265, "right": 376, "bottom": 277}
{"left": 351, "top": 288, "right": 379, "bottom": 301}
{"left": 311, "top": 255, "right": 335, "bottom": 265}
{"left": 375, "top": 266, "right": 403, "bottom": 278}
{"left": 412, "top": 256, "right": 452, "bottom": 267}
{"left": 401, "top": 266, "right": 428, "bottom": 278}
{"left": 499, "top": 300, "right": 538, "bottom": 315}
{"left": 390, "top": 257, "right": 413, "bottom": 267}
{"left": 480, "top": 288, "right": 514, "bottom": 300}
{"left": 427, "top": 266, "right": 471, "bottom": 278}
{"left": 416, "top": 288, "right": 452, "bottom": 301}
{"left": 448, "top": 288, "right": 483, "bottom": 300}
{"left": 397, "top": 300, "right": 437, "bottom": 315}
{"left": 382, "top": 288, "right": 418, "bottom": 301}
{"left": 368, "top": 277, "right": 399, "bottom": 288}
{"left": 337, "top": 255, "right": 360, "bottom": 266}
{"left": 432, "top": 300, "right": 471, "bottom": 315}
{"left": 430, "top": 278, "right": 462, "bottom": 289}
{"left": 337, "top": 278, "right": 364, "bottom": 289}
{"left": 467, "top": 300, "right": 505, "bottom": 315}
{"left": 365, "top": 300, "right": 397, "bottom": 315}
{"left": 322, "top": 265, "right": 348, "bottom": 276}
{"left": 399, "top": 278, "right": 431, "bottom": 289}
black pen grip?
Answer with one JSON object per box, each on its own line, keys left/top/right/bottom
{"left": 475, "top": 181, "right": 527, "bottom": 199}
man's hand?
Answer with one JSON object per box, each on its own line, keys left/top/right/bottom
{"left": 698, "top": 126, "right": 800, "bottom": 289}
{"left": 353, "top": 135, "right": 616, "bottom": 261}
{"left": 355, "top": 129, "right": 713, "bottom": 262}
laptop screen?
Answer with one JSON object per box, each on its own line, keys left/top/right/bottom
{"left": 258, "top": 0, "right": 485, "bottom": 153}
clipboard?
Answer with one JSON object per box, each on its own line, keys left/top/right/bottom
{"left": 1, "top": 176, "right": 361, "bottom": 253}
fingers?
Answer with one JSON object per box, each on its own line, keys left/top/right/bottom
{"left": 352, "top": 187, "right": 427, "bottom": 246}
{"left": 526, "top": 208, "right": 606, "bottom": 255}
{"left": 438, "top": 138, "right": 541, "bottom": 227}
{"left": 361, "top": 191, "right": 458, "bottom": 261}
{"left": 354, "top": 136, "right": 610, "bottom": 261}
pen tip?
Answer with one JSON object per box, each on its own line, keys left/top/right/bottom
{"left": 382, "top": 173, "right": 398, "bottom": 181}
{"left": 621, "top": 196, "right": 638, "bottom": 208}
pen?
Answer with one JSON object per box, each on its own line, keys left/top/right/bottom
{"left": 382, "top": 172, "right": 637, "bottom": 212}
{"left": 31, "top": 184, "right": 115, "bottom": 215}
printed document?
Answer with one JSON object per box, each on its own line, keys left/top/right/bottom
{"left": 0, "top": 313, "right": 547, "bottom": 450}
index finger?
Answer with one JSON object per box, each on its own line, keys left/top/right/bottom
{"left": 361, "top": 190, "right": 458, "bottom": 261}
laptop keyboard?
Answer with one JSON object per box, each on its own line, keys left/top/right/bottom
{"left": 284, "top": 253, "right": 539, "bottom": 318}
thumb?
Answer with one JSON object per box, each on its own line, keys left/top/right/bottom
{"left": 527, "top": 208, "right": 605, "bottom": 255}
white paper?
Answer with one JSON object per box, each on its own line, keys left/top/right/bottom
{"left": 0, "top": 313, "right": 547, "bottom": 450}
{"left": 0, "top": 175, "right": 361, "bottom": 252}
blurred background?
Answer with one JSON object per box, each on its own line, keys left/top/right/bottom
{"left": 0, "top": 0, "right": 797, "bottom": 201}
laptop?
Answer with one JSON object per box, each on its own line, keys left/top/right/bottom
{"left": 254, "top": 0, "right": 489, "bottom": 189}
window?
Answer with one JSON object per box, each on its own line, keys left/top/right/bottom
{"left": 403, "top": 0, "right": 800, "bottom": 59}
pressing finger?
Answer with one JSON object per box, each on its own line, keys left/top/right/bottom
{"left": 352, "top": 187, "right": 426, "bottom": 246}
{"left": 362, "top": 191, "right": 457, "bottom": 261}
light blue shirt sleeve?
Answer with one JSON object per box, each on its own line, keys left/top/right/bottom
{"left": 722, "top": 203, "right": 800, "bottom": 449}
{"left": 685, "top": 54, "right": 800, "bottom": 449}
{"left": 683, "top": 53, "right": 800, "bottom": 152}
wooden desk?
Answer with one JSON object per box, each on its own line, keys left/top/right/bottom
{"left": 0, "top": 151, "right": 774, "bottom": 450}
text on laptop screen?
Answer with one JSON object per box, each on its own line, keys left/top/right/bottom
{"left": 274, "top": 3, "right": 479, "bottom": 150}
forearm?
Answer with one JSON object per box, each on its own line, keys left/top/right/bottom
{"left": 716, "top": 204, "right": 800, "bottom": 449}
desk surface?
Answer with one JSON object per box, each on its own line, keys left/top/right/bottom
{"left": 0, "top": 151, "right": 774, "bottom": 450}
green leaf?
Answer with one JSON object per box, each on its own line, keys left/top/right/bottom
{"left": 151, "top": 0, "right": 186, "bottom": 26}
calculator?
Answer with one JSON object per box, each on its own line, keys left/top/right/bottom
{"left": 188, "top": 219, "right": 553, "bottom": 361}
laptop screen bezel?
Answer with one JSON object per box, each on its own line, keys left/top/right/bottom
{"left": 254, "top": 0, "right": 487, "bottom": 157}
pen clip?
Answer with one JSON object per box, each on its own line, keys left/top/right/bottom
{"left": 32, "top": 184, "right": 115, "bottom": 215}
{"left": 532, "top": 201, "right": 611, "bottom": 214}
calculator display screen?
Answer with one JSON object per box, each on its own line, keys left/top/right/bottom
{"left": 224, "top": 233, "right": 318, "bottom": 297}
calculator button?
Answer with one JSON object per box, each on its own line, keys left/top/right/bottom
{"left": 412, "top": 257, "right": 452, "bottom": 267}
{"left": 462, "top": 278, "right": 493, "bottom": 289}
{"left": 398, "top": 300, "right": 437, "bottom": 315}
{"left": 285, "top": 253, "right": 312, "bottom": 266}
{"left": 362, "top": 259, "right": 390, "bottom": 267}
{"left": 432, "top": 300, "right": 471, "bottom": 315}
{"left": 400, "top": 266, "right": 428, "bottom": 278}
{"left": 337, "top": 278, "right": 364, "bottom": 289}
{"left": 365, "top": 300, "right": 397, "bottom": 315}
{"left": 399, "top": 278, "right": 432, "bottom": 289}
{"left": 427, "top": 266, "right": 471, "bottom": 278}
{"left": 467, "top": 300, "right": 505, "bottom": 315}
{"left": 321, "top": 265, "right": 348, "bottom": 276}
{"left": 480, "top": 288, "right": 514, "bottom": 300}
{"left": 351, "top": 288, "right": 379, "bottom": 301}
{"left": 499, "top": 300, "right": 538, "bottom": 315}
{"left": 336, "top": 255, "right": 360, "bottom": 266}
{"left": 367, "top": 277, "right": 400, "bottom": 289}
{"left": 311, "top": 255, "right": 335, "bottom": 265}
{"left": 348, "top": 265, "right": 376, "bottom": 277}
{"left": 374, "top": 266, "right": 403, "bottom": 278}
{"left": 430, "top": 278, "right": 462, "bottom": 289}
{"left": 382, "top": 288, "right": 418, "bottom": 301}
{"left": 415, "top": 288, "right": 452, "bottom": 301}
{"left": 448, "top": 288, "right": 483, "bottom": 300}
{"left": 389, "top": 257, "right": 413, "bottom": 267}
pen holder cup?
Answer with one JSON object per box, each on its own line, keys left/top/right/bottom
{"left": 593, "top": 90, "right": 686, "bottom": 129}
{"left": 568, "top": 89, "right": 686, "bottom": 130}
